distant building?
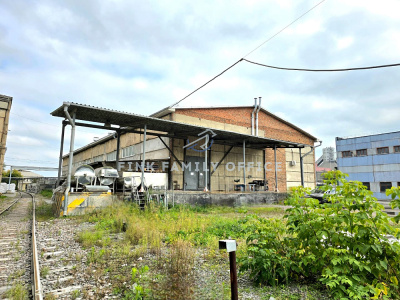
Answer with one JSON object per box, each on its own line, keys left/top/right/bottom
{"left": 315, "top": 147, "right": 337, "bottom": 184}
{"left": 0, "top": 95, "right": 12, "bottom": 182}
{"left": 18, "top": 170, "right": 43, "bottom": 191}
{"left": 336, "top": 131, "right": 400, "bottom": 209}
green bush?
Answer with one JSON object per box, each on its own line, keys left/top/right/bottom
{"left": 238, "top": 215, "right": 297, "bottom": 286}
{"left": 239, "top": 171, "right": 400, "bottom": 300}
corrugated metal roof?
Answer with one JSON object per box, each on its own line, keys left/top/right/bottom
{"left": 51, "top": 102, "right": 308, "bottom": 153}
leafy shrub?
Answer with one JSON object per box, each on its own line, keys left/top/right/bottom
{"left": 239, "top": 171, "right": 400, "bottom": 299}
{"left": 238, "top": 215, "right": 297, "bottom": 286}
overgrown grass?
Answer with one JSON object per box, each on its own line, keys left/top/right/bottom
{"left": 35, "top": 199, "right": 54, "bottom": 221}
{"left": 0, "top": 194, "right": 8, "bottom": 205}
{"left": 40, "top": 189, "right": 53, "bottom": 198}
{"left": 6, "top": 282, "right": 28, "bottom": 300}
{"left": 73, "top": 202, "right": 316, "bottom": 299}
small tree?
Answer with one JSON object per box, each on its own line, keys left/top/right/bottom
{"left": 240, "top": 171, "right": 400, "bottom": 299}
{"left": 1, "top": 169, "right": 23, "bottom": 186}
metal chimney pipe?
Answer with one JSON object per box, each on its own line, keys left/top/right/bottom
{"left": 251, "top": 98, "right": 257, "bottom": 135}
{"left": 255, "top": 97, "right": 262, "bottom": 136}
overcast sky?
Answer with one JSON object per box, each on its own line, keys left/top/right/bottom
{"left": 1, "top": 0, "right": 400, "bottom": 176}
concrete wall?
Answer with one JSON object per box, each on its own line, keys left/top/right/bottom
{"left": 53, "top": 191, "right": 117, "bottom": 216}
{"left": 285, "top": 147, "right": 316, "bottom": 189}
{"left": 171, "top": 191, "right": 288, "bottom": 206}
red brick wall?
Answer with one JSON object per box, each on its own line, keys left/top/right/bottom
{"left": 175, "top": 107, "right": 315, "bottom": 145}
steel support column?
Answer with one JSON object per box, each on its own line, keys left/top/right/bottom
{"left": 183, "top": 142, "right": 187, "bottom": 191}
{"left": 205, "top": 147, "right": 208, "bottom": 192}
{"left": 274, "top": 145, "right": 278, "bottom": 192}
{"left": 8, "top": 166, "right": 12, "bottom": 185}
{"left": 141, "top": 125, "right": 147, "bottom": 191}
{"left": 64, "top": 108, "right": 76, "bottom": 216}
{"left": 243, "top": 141, "right": 246, "bottom": 190}
{"left": 116, "top": 131, "right": 121, "bottom": 172}
{"left": 263, "top": 149, "right": 266, "bottom": 190}
{"left": 300, "top": 148, "right": 304, "bottom": 187}
{"left": 56, "top": 122, "right": 66, "bottom": 187}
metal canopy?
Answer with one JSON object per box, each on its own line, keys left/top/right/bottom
{"left": 51, "top": 102, "right": 306, "bottom": 149}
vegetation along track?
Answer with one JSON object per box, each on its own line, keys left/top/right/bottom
{"left": 0, "top": 192, "right": 33, "bottom": 299}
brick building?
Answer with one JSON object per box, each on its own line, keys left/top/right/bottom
{"left": 0, "top": 94, "right": 12, "bottom": 182}
{"left": 61, "top": 104, "right": 318, "bottom": 192}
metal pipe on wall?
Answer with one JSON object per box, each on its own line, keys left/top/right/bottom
{"left": 63, "top": 105, "right": 76, "bottom": 216}
{"left": 255, "top": 97, "right": 262, "bottom": 136}
{"left": 251, "top": 98, "right": 257, "bottom": 135}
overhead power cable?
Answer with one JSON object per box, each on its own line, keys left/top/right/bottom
{"left": 168, "top": 59, "right": 243, "bottom": 108}
{"left": 168, "top": 0, "right": 328, "bottom": 109}
{"left": 242, "top": 0, "right": 327, "bottom": 58}
{"left": 243, "top": 59, "right": 400, "bottom": 72}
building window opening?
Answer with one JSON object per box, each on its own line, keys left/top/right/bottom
{"left": 342, "top": 151, "right": 352, "bottom": 158}
{"left": 356, "top": 149, "right": 367, "bottom": 156}
{"left": 394, "top": 146, "right": 400, "bottom": 153}
{"left": 380, "top": 182, "right": 392, "bottom": 192}
{"left": 377, "top": 147, "right": 389, "bottom": 155}
{"left": 362, "top": 182, "right": 370, "bottom": 190}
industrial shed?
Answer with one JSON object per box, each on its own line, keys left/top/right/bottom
{"left": 52, "top": 101, "right": 318, "bottom": 196}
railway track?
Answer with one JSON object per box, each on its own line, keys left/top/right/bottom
{"left": 0, "top": 192, "right": 34, "bottom": 299}
{"left": 1, "top": 192, "right": 94, "bottom": 299}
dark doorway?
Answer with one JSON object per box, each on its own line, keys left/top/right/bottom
{"left": 184, "top": 156, "right": 206, "bottom": 191}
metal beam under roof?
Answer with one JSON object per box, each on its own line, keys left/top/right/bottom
{"left": 51, "top": 102, "right": 307, "bottom": 149}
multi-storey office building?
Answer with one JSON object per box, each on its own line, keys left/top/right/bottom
{"left": 336, "top": 131, "right": 400, "bottom": 206}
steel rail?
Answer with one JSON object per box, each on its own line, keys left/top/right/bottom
{"left": 28, "top": 192, "right": 43, "bottom": 300}
{"left": 0, "top": 192, "right": 21, "bottom": 215}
